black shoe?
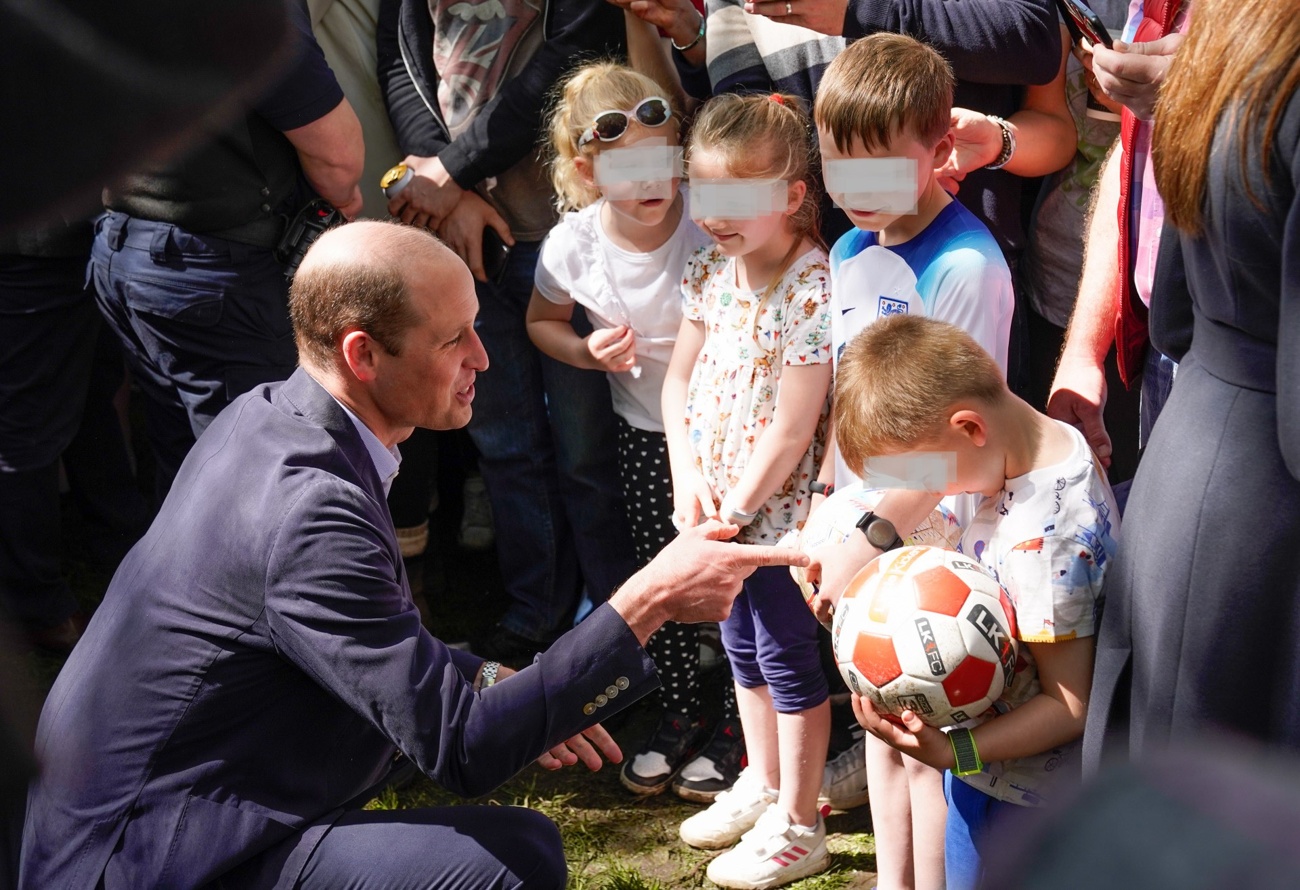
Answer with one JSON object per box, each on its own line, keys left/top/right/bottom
{"left": 471, "top": 623, "right": 545, "bottom": 670}
{"left": 672, "top": 718, "right": 745, "bottom": 803}
{"left": 620, "top": 711, "right": 709, "bottom": 796}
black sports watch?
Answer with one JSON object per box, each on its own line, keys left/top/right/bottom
{"left": 856, "top": 511, "right": 904, "bottom": 551}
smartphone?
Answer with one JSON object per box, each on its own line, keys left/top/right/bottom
{"left": 1056, "top": 0, "right": 1114, "bottom": 49}
{"left": 481, "top": 227, "right": 511, "bottom": 283}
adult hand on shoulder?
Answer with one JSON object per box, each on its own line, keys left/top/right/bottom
{"left": 437, "top": 191, "right": 515, "bottom": 283}
{"left": 612, "top": 520, "right": 811, "bottom": 643}
{"left": 387, "top": 154, "right": 465, "bottom": 230}
{"left": 1086, "top": 33, "right": 1185, "bottom": 121}
{"left": 1047, "top": 354, "right": 1113, "bottom": 468}
{"left": 743, "top": 0, "right": 848, "bottom": 36}
{"left": 586, "top": 325, "right": 638, "bottom": 374}
{"left": 936, "top": 108, "right": 1005, "bottom": 192}
{"left": 537, "top": 723, "right": 623, "bottom": 772}
{"left": 850, "top": 694, "right": 953, "bottom": 771}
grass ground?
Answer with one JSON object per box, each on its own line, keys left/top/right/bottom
{"left": 23, "top": 451, "right": 881, "bottom": 889}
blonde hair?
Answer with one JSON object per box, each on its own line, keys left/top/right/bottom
{"left": 834, "top": 315, "right": 1005, "bottom": 473}
{"left": 1154, "top": 0, "right": 1300, "bottom": 235}
{"left": 546, "top": 61, "right": 677, "bottom": 213}
{"left": 815, "top": 33, "right": 954, "bottom": 153}
{"left": 686, "top": 92, "right": 823, "bottom": 248}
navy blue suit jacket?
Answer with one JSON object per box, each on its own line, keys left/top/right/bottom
{"left": 20, "top": 369, "right": 658, "bottom": 889}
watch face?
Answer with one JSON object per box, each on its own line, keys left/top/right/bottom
{"left": 865, "top": 517, "right": 899, "bottom": 550}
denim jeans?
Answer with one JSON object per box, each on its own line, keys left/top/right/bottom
{"left": 1139, "top": 347, "right": 1178, "bottom": 447}
{"left": 467, "top": 240, "right": 636, "bottom": 643}
{"left": 90, "top": 212, "right": 297, "bottom": 496}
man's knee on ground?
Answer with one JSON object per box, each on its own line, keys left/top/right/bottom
{"left": 505, "top": 808, "right": 566, "bottom": 890}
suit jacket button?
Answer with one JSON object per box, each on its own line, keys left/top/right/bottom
{"left": 616, "top": 677, "right": 630, "bottom": 690}
{"left": 595, "top": 694, "right": 608, "bottom": 707}
{"left": 583, "top": 703, "right": 596, "bottom": 716}
{"left": 606, "top": 685, "right": 619, "bottom": 698}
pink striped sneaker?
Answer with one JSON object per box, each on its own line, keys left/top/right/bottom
{"left": 705, "top": 807, "right": 830, "bottom": 889}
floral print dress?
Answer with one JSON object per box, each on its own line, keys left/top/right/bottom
{"left": 680, "top": 245, "right": 833, "bottom": 544}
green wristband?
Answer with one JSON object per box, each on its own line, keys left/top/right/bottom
{"left": 949, "top": 727, "right": 983, "bottom": 776}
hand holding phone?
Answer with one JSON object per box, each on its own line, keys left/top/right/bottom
{"left": 1056, "top": 0, "right": 1113, "bottom": 49}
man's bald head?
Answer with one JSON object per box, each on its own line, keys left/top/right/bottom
{"left": 289, "top": 221, "right": 459, "bottom": 371}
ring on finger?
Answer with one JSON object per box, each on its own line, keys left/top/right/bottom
{"left": 785, "top": 1, "right": 792, "bottom": 13}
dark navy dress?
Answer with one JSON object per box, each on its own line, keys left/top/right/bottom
{"left": 1086, "top": 89, "right": 1300, "bottom": 761}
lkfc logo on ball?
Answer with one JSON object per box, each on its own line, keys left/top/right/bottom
{"left": 966, "top": 603, "right": 1015, "bottom": 689}
{"left": 913, "top": 617, "right": 946, "bottom": 676}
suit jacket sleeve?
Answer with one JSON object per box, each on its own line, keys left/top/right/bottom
{"left": 841, "top": 0, "right": 1059, "bottom": 86}
{"left": 263, "top": 476, "right": 658, "bottom": 798}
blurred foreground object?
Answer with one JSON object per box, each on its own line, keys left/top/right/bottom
{"left": 0, "top": 0, "right": 293, "bottom": 233}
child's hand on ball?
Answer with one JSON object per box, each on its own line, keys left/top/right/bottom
{"left": 850, "top": 694, "right": 954, "bottom": 771}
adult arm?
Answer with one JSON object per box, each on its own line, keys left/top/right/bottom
{"left": 938, "top": 28, "right": 1076, "bottom": 186}
{"left": 283, "top": 99, "right": 365, "bottom": 219}
{"left": 746, "top": 0, "right": 1059, "bottom": 86}
{"left": 265, "top": 480, "right": 806, "bottom": 796}
{"left": 1047, "top": 139, "right": 1121, "bottom": 465}
{"left": 264, "top": 0, "right": 364, "bottom": 217}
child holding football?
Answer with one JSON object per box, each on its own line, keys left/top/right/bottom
{"left": 831, "top": 314, "right": 1120, "bottom": 890}
{"left": 809, "top": 33, "right": 1015, "bottom": 890}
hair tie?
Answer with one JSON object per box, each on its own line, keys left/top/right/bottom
{"left": 768, "top": 93, "right": 785, "bottom": 105}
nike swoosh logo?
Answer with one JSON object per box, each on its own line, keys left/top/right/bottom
{"left": 840, "top": 306, "right": 856, "bottom": 315}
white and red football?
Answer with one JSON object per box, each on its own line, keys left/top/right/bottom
{"left": 831, "top": 545, "right": 1018, "bottom": 728}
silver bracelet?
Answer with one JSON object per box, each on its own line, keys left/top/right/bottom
{"left": 672, "top": 11, "right": 706, "bottom": 52}
{"left": 984, "top": 115, "right": 1016, "bottom": 170}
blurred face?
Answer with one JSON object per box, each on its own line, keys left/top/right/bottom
{"left": 687, "top": 148, "right": 802, "bottom": 262}
{"left": 369, "top": 255, "right": 489, "bottom": 440}
{"left": 590, "top": 125, "right": 683, "bottom": 230}
{"left": 817, "top": 126, "right": 943, "bottom": 233}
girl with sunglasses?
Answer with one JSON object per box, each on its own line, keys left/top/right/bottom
{"left": 662, "top": 92, "right": 834, "bottom": 889}
{"left": 525, "top": 62, "right": 730, "bottom": 802}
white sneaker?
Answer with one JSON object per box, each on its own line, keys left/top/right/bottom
{"left": 679, "top": 769, "right": 776, "bottom": 850}
{"left": 818, "top": 733, "right": 869, "bottom": 811}
{"left": 706, "top": 807, "right": 830, "bottom": 889}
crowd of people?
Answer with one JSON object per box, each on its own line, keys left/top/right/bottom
{"left": 3, "top": 0, "right": 1298, "bottom": 887}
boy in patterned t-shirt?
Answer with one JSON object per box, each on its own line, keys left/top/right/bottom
{"left": 832, "top": 315, "right": 1120, "bottom": 890}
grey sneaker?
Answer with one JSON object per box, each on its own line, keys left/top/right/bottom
{"left": 818, "top": 732, "right": 869, "bottom": 811}
{"left": 458, "top": 475, "right": 495, "bottom": 550}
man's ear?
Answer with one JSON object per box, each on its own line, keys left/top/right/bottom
{"left": 340, "top": 329, "right": 380, "bottom": 383}
{"left": 949, "top": 408, "right": 988, "bottom": 447}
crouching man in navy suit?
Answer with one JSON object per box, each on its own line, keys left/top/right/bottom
{"left": 19, "top": 221, "right": 806, "bottom": 890}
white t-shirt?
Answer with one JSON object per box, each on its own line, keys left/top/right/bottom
{"left": 955, "top": 421, "right": 1121, "bottom": 806}
{"left": 828, "top": 200, "right": 1015, "bottom": 524}
{"left": 534, "top": 190, "right": 712, "bottom": 432}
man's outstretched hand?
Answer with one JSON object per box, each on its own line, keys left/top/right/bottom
{"left": 610, "top": 520, "right": 811, "bottom": 644}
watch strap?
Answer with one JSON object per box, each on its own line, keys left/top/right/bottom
{"left": 949, "top": 727, "right": 983, "bottom": 776}
{"left": 480, "top": 660, "right": 500, "bottom": 690}
{"left": 855, "top": 511, "right": 904, "bottom": 551}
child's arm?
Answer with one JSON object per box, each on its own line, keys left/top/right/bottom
{"left": 661, "top": 316, "right": 719, "bottom": 528}
{"left": 721, "top": 362, "right": 832, "bottom": 518}
{"left": 525, "top": 289, "right": 637, "bottom": 373}
{"left": 852, "top": 635, "right": 1096, "bottom": 770}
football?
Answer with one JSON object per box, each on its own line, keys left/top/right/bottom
{"left": 831, "top": 545, "right": 1018, "bottom": 728}
{"left": 787, "top": 482, "right": 963, "bottom": 609}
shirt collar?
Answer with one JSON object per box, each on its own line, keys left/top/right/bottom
{"left": 331, "top": 397, "right": 402, "bottom": 496}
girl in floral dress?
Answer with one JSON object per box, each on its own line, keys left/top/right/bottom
{"left": 662, "top": 92, "right": 834, "bottom": 890}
